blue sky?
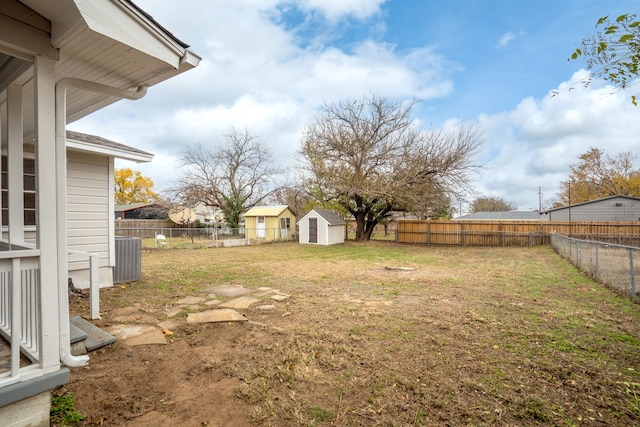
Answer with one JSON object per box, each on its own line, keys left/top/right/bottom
{"left": 71, "top": 0, "right": 640, "bottom": 213}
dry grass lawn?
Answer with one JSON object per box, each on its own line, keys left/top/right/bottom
{"left": 63, "top": 242, "right": 640, "bottom": 426}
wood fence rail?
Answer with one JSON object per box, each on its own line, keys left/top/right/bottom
{"left": 396, "top": 220, "right": 640, "bottom": 247}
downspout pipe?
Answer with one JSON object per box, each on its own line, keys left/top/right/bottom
{"left": 55, "top": 79, "right": 147, "bottom": 367}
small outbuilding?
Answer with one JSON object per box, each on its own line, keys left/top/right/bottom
{"left": 298, "top": 209, "right": 346, "bottom": 245}
{"left": 243, "top": 205, "right": 296, "bottom": 241}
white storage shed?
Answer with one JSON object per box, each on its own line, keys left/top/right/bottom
{"left": 298, "top": 209, "right": 345, "bottom": 245}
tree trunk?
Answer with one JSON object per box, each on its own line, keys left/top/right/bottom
{"left": 353, "top": 212, "right": 379, "bottom": 241}
{"left": 354, "top": 212, "right": 368, "bottom": 241}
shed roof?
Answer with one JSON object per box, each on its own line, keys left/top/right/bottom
{"left": 244, "top": 205, "right": 291, "bottom": 217}
{"left": 311, "top": 209, "right": 345, "bottom": 225}
{"left": 455, "top": 211, "right": 541, "bottom": 220}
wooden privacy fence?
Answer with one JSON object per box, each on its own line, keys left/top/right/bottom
{"left": 396, "top": 220, "right": 640, "bottom": 247}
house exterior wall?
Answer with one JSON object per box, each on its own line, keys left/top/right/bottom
{"left": 66, "top": 151, "right": 113, "bottom": 288}
{"left": 546, "top": 197, "right": 640, "bottom": 221}
{"left": 3, "top": 151, "right": 115, "bottom": 289}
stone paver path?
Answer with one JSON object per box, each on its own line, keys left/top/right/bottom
{"left": 102, "top": 285, "right": 291, "bottom": 347}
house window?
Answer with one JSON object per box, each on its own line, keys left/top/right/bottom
{"left": 1, "top": 156, "right": 36, "bottom": 226}
{"left": 280, "top": 217, "right": 290, "bottom": 229}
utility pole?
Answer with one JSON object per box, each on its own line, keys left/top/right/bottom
{"left": 538, "top": 186, "right": 543, "bottom": 212}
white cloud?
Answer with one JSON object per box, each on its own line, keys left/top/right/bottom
{"left": 297, "top": 0, "right": 387, "bottom": 21}
{"left": 473, "top": 70, "right": 640, "bottom": 211}
{"left": 497, "top": 31, "right": 523, "bottom": 48}
{"left": 70, "top": 2, "right": 640, "bottom": 215}
{"left": 72, "top": 0, "right": 453, "bottom": 196}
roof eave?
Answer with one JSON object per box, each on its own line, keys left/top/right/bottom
{"left": 66, "top": 138, "right": 153, "bottom": 163}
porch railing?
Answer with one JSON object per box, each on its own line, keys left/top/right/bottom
{"left": 0, "top": 245, "right": 42, "bottom": 387}
{"left": 0, "top": 244, "right": 100, "bottom": 387}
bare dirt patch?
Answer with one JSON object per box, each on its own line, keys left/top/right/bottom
{"left": 62, "top": 242, "right": 640, "bottom": 426}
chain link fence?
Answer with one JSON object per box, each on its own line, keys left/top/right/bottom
{"left": 115, "top": 227, "right": 297, "bottom": 249}
{"left": 550, "top": 234, "right": 639, "bottom": 300}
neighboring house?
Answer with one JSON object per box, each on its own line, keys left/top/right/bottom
{"left": 192, "top": 201, "right": 225, "bottom": 225}
{"left": 540, "top": 195, "right": 640, "bottom": 221}
{"left": 243, "top": 205, "right": 296, "bottom": 241}
{"left": 298, "top": 209, "right": 345, "bottom": 245}
{"left": 115, "top": 203, "right": 168, "bottom": 219}
{"left": 0, "top": 1, "right": 200, "bottom": 425}
{"left": 455, "top": 211, "right": 542, "bottom": 221}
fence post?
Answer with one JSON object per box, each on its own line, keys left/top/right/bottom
{"left": 629, "top": 248, "right": 636, "bottom": 300}
{"left": 461, "top": 222, "right": 466, "bottom": 246}
{"left": 426, "top": 222, "right": 431, "bottom": 245}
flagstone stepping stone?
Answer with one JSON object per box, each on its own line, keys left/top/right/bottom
{"left": 176, "top": 296, "right": 206, "bottom": 305}
{"left": 384, "top": 266, "right": 416, "bottom": 272}
{"left": 186, "top": 309, "right": 248, "bottom": 324}
{"left": 205, "top": 299, "right": 222, "bottom": 306}
{"left": 201, "top": 285, "right": 254, "bottom": 298}
{"left": 256, "top": 304, "right": 276, "bottom": 310}
{"left": 107, "top": 324, "right": 166, "bottom": 346}
{"left": 166, "top": 306, "right": 183, "bottom": 318}
{"left": 157, "top": 319, "right": 179, "bottom": 331}
{"left": 219, "top": 296, "right": 260, "bottom": 309}
{"left": 271, "top": 294, "right": 290, "bottom": 302}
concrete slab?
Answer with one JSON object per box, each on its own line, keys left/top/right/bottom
{"left": 176, "top": 296, "right": 206, "bottom": 305}
{"left": 186, "top": 309, "right": 248, "bottom": 324}
{"left": 200, "top": 285, "right": 254, "bottom": 298}
{"left": 219, "top": 296, "right": 260, "bottom": 309}
{"left": 70, "top": 316, "right": 116, "bottom": 351}
{"left": 69, "top": 322, "right": 88, "bottom": 344}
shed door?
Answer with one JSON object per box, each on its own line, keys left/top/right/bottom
{"left": 257, "top": 216, "right": 266, "bottom": 238}
{"left": 308, "top": 218, "right": 318, "bottom": 243}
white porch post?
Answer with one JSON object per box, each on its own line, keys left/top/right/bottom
{"left": 7, "top": 83, "right": 24, "bottom": 244}
{"left": 33, "top": 55, "right": 62, "bottom": 373}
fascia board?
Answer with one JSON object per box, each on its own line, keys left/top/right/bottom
{"left": 66, "top": 139, "right": 153, "bottom": 163}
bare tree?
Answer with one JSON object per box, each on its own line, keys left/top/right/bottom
{"left": 269, "top": 186, "right": 314, "bottom": 217}
{"left": 299, "top": 94, "right": 482, "bottom": 241}
{"left": 173, "top": 128, "right": 283, "bottom": 228}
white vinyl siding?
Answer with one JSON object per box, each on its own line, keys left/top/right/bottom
{"left": 66, "top": 151, "right": 110, "bottom": 271}
{"left": 547, "top": 197, "right": 640, "bottom": 221}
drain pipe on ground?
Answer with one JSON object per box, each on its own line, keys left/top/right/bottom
{"left": 55, "top": 79, "right": 147, "bottom": 367}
